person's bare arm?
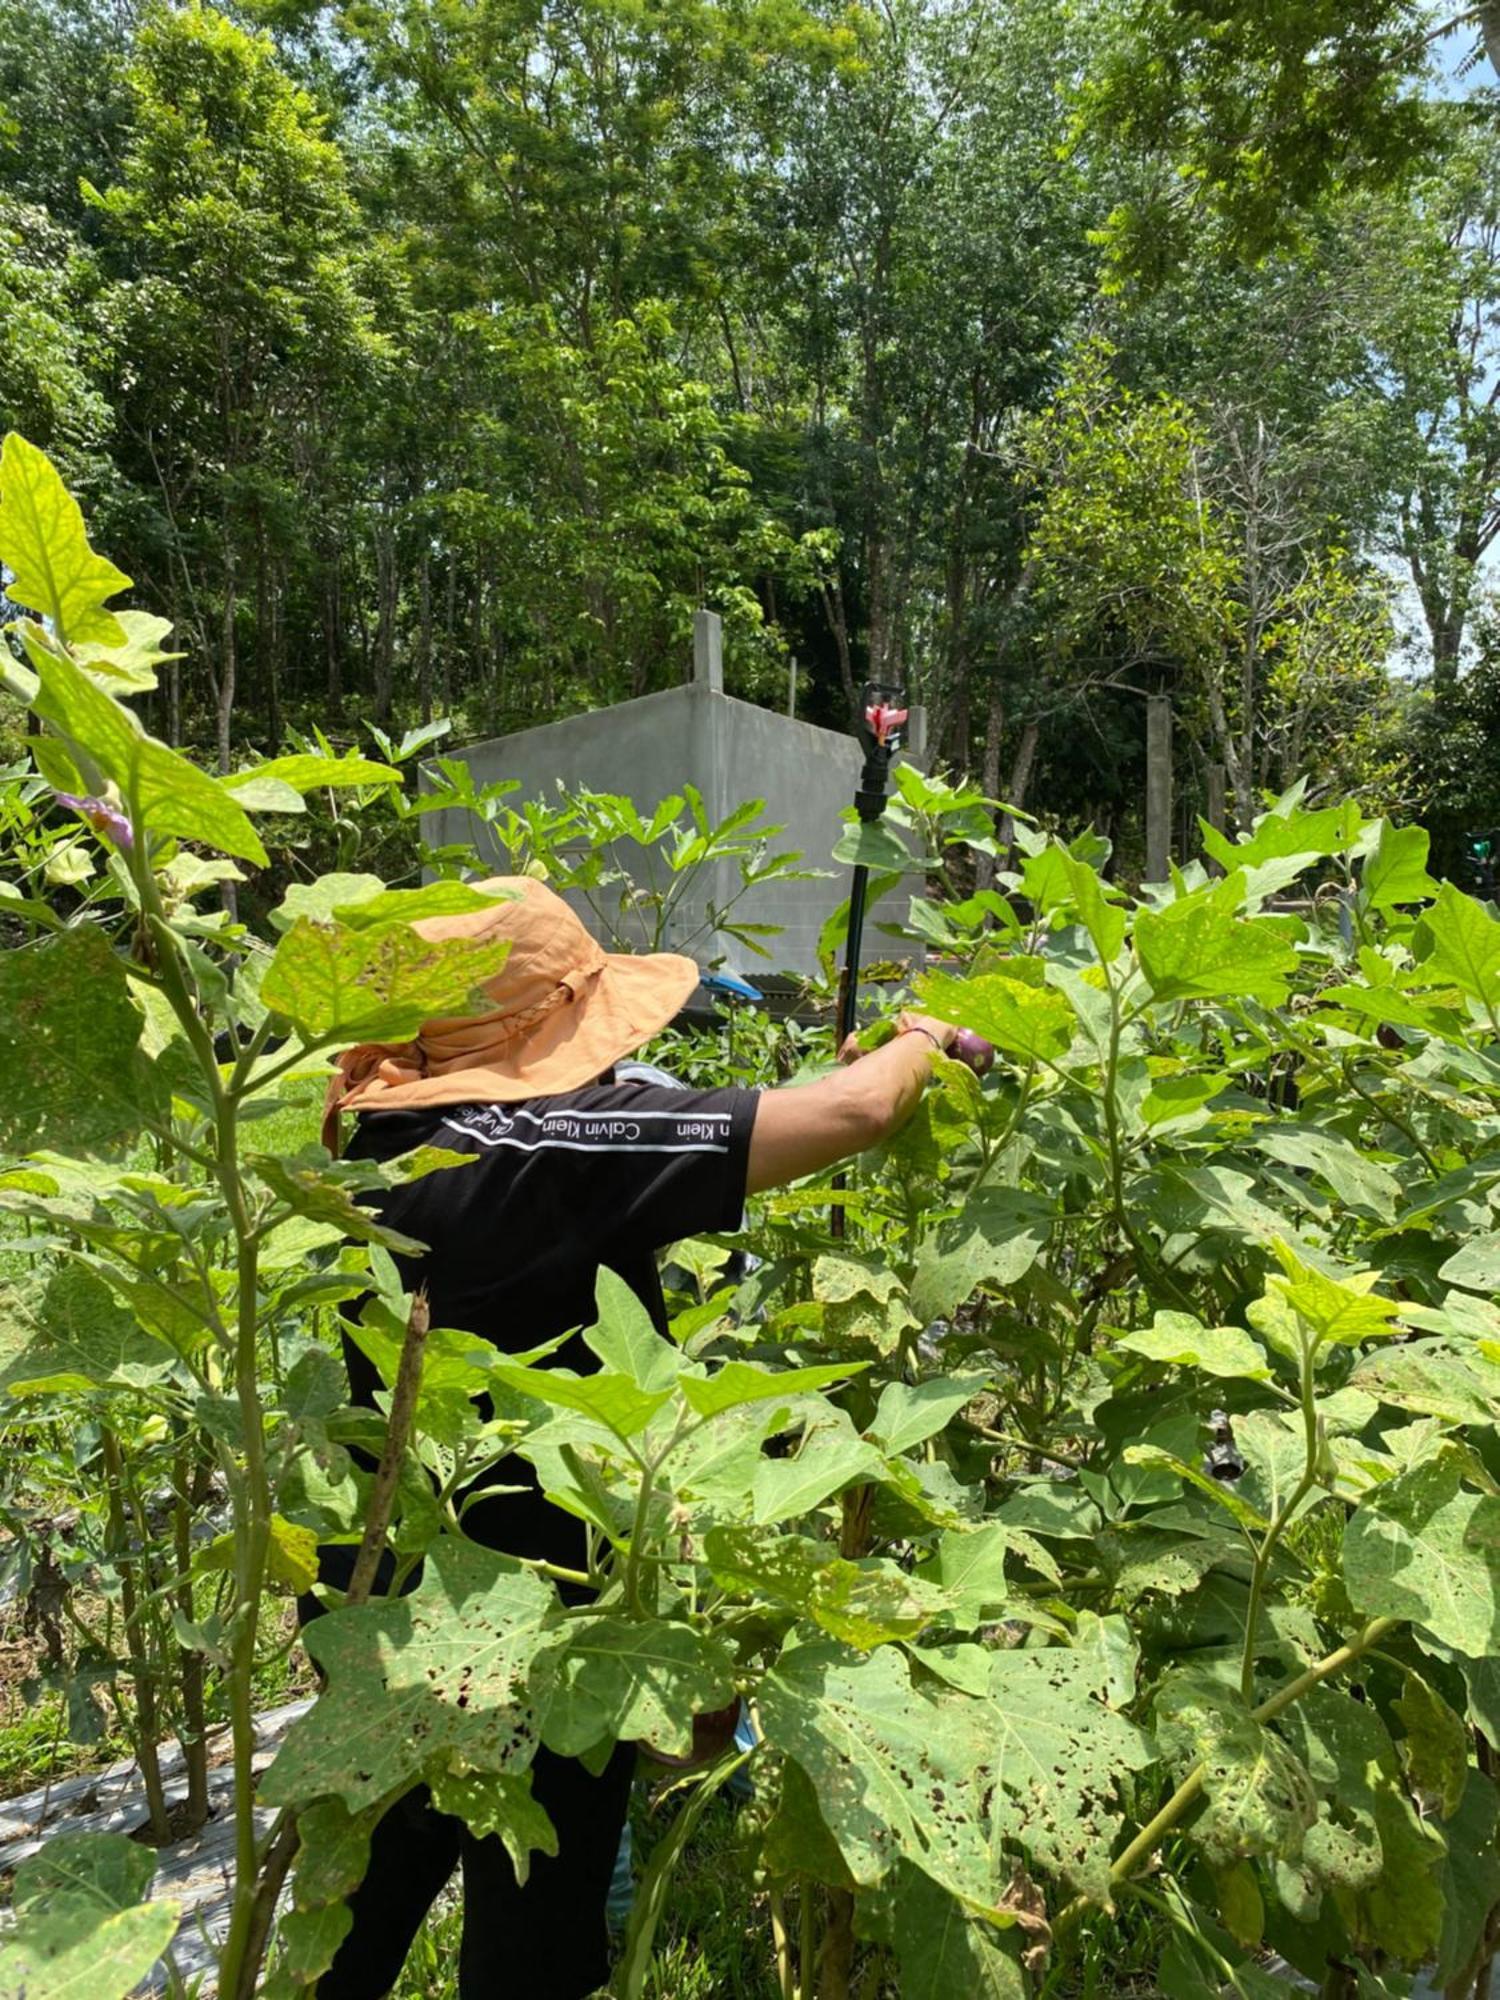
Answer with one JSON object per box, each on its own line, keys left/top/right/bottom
{"left": 745, "top": 1014, "right": 956, "bottom": 1194}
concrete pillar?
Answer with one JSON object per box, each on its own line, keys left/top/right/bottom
{"left": 906, "top": 703, "right": 927, "bottom": 762}
{"left": 693, "top": 609, "right": 723, "bottom": 693}
{"left": 1145, "top": 696, "right": 1172, "bottom": 883}
{"left": 787, "top": 653, "right": 798, "bottom": 719}
{"left": 1205, "top": 762, "right": 1227, "bottom": 876}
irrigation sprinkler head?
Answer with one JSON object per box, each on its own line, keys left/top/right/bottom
{"left": 854, "top": 679, "right": 907, "bottom": 822}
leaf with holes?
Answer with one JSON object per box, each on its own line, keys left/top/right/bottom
{"left": 0, "top": 927, "right": 168, "bottom": 1154}
{"left": 1343, "top": 1449, "right": 1500, "bottom": 1658}
{"left": 917, "top": 969, "right": 1077, "bottom": 1064}
{"left": 3, "top": 1831, "right": 179, "bottom": 2000}
{"left": 980, "top": 1645, "right": 1155, "bottom": 1902}
{"left": 0, "top": 1265, "right": 176, "bottom": 1396}
{"left": 540, "top": 1616, "right": 737, "bottom": 1758}
{"left": 262, "top": 917, "right": 510, "bottom": 1042}
{"left": 757, "top": 1640, "right": 1003, "bottom": 1910}
{"left": 429, "top": 1769, "right": 558, "bottom": 1885}
{"left": 260, "top": 1539, "right": 565, "bottom": 1812}
{"left": 1155, "top": 1670, "right": 1318, "bottom": 1866}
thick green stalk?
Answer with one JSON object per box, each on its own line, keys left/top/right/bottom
{"left": 129, "top": 828, "right": 274, "bottom": 2000}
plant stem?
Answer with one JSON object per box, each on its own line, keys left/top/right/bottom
{"left": 799, "top": 1877, "right": 817, "bottom": 2000}
{"left": 771, "top": 1889, "right": 796, "bottom": 2000}
{"left": 347, "top": 1287, "right": 430, "bottom": 1606}
{"left": 172, "top": 1440, "right": 210, "bottom": 1829}
{"left": 100, "top": 1426, "right": 171, "bottom": 1845}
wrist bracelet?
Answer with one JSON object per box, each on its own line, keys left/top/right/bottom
{"left": 901, "top": 1025, "right": 943, "bottom": 1054}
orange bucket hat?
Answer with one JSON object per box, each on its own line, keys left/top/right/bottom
{"left": 322, "top": 875, "right": 700, "bottom": 1149}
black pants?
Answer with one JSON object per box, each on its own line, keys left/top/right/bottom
{"left": 316, "top": 1743, "right": 637, "bottom": 1999}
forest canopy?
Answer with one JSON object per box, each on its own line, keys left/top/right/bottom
{"left": 2, "top": 0, "right": 1499, "bottom": 871}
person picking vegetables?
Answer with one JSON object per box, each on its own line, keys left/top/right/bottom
{"left": 310, "top": 874, "right": 968, "bottom": 2000}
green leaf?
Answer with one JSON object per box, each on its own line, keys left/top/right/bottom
{"left": 980, "top": 1645, "right": 1155, "bottom": 1901}
{"left": 223, "top": 752, "right": 400, "bottom": 796}
{"left": 1439, "top": 1232, "right": 1500, "bottom": 1293}
{"left": 1253, "top": 1125, "right": 1399, "bottom": 1224}
{"left": 1362, "top": 822, "right": 1438, "bottom": 911}
{"left": 270, "top": 873, "right": 385, "bottom": 932}
{"left": 1394, "top": 1670, "right": 1467, "bottom": 1816}
{"left": 1202, "top": 805, "right": 1349, "bottom": 874}
{"left": 757, "top": 1641, "right": 1002, "bottom": 1909}
{"left": 261, "top": 917, "right": 510, "bottom": 1041}
{"left": 926, "top": 1523, "right": 1016, "bottom": 1622}
{"left": 24, "top": 634, "right": 268, "bottom": 865}
{"left": 1343, "top": 1449, "right": 1500, "bottom": 1657}
{"left": 74, "top": 610, "right": 180, "bottom": 694}
{"left": 706, "top": 1528, "right": 950, "bottom": 1649}
{"left": 832, "top": 817, "right": 923, "bottom": 872}
{"left": 1268, "top": 1242, "right": 1400, "bottom": 1348}
{"left": 869, "top": 1375, "right": 982, "bottom": 1456}
{"left": 261, "top": 1538, "right": 564, "bottom": 1812}
{"left": 3, "top": 1830, "right": 178, "bottom": 2000}
{"left": 1155, "top": 1670, "right": 1319, "bottom": 1865}
{"left": 678, "top": 1358, "right": 859, "bottom": 1420}
{"left": 1141, "top": 1073, "right": 1228, "bottom": 1129}
{"left": 0, "top": 433, "right": 129, "bottom": 647}
{"left": 749, "top": 1425, "right": 885, "bottom": 1524}
{"left": 329, "top": 881, "right": 516, "bottom": 930}
{"left": 1135, "top": 874, "right": 1298, "bottom": 1006}
{"left": 428, "top": 1769, "right": 558, "bottom": 1885}
{"left": 910, "top": 1187, "right": 1053, "bottom": 1322}
{"left": 885, "top": 1864, "right": 1026, "bottom": 2000}
{"left": 917, "top": 968, "right": 1076, "bottom": 1064}
{"left": 1113, "top": 1312, "right": 1271, "bottom": 1381}
{"left": 0, "top": 1266, "right": 176, "bottom": 1396}
{"left": 1434, "top": 1770, "right": 1500, "bottom": 1989}
{"left": 1420, "top": 881, "right": 1500, "bottom": 1014}
{"left": 0, "top": 927, "right": 167, "bottom": 1153}
{"left": 1022, "top": 845, "right": 1126, "bottom": 961}
{"left": 489, "top": 1361, "right": 673, "bottom": 1440}
{"left": 584, "top": 1268, "right": 681, "bottom": 1392}
{"left": 201, "top": 1515, "right": 319, "bottom": 1593}
{"left": 249, "top": 1152, "right": 429, "bottom": 1256}
{"left": 540, "top": 1616, "right": 737, "bottom": 1758}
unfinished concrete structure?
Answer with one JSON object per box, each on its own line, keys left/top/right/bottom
{"left": 420, "top": 614, "right": 922, "bottom": 978}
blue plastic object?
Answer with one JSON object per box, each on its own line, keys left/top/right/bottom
{"left": 698, "top": 967, "right": 763, "bottom": 1003}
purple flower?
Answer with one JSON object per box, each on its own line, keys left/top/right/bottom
{"left": 53, "top": 791, "right": 134, "bottom": 850}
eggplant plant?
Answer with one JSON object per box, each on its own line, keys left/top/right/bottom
{"left": 0, "top": 435, "right": 1499, "bottom": 2000}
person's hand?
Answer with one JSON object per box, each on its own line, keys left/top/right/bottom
{"left": 895, "top": 1011, "right": 958, "bottom": 1053}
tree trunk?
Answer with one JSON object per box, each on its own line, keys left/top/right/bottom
{"left": 997, "top": 719, "right": 1041, "bottom": 864}
{"left": 417, "top": 546, "right": 432, "bottom": 724}
{"left": 325, "top": 554, "right": 344, "bottom": 708}
{"left": 372, "top": 518, "right": 398, "bottom": 725}
{"left": 973, "top": 685, "right": 1006, "bottom": 893}
{"left": 216, "top": 546, "right": 237, "bottom": 776}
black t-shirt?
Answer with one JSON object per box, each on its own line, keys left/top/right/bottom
{"left": 340, "top": 1080, "right": 759, "bottom": 1568}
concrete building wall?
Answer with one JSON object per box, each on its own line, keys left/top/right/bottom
{"left": 419, "top": 683, "right": 917, "bottom": 977}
